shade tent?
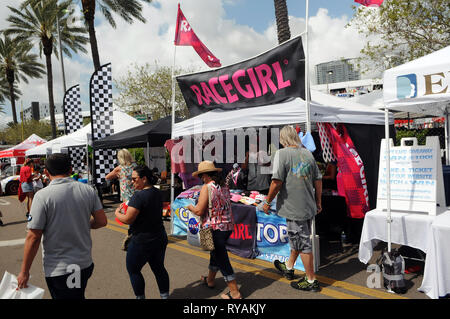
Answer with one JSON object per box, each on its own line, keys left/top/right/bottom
{"left": 384, "top": 45, "right": 450, "bottom": 116}
{"left": 93, "top": 115, "right": 182, "bottom": 149}
{"left": 173, "top": 89, "right": 394, "bottom": 137}
{"left": 172, "top": 89, "right": 395, "bottom": 212}
{"left": 384, "top": 45, "right": 450, "bottom": 164}
{"left": 352, "top": 90, "right": 426, "bottom": 120}
{"left": 26, "top": 111, "right": 143, "bottom": 156}
{"left": 381, "top": 46, "right": 450, "bottom": 257}
{"left": 0, "top": 134, "right": 47, "bottom": 158}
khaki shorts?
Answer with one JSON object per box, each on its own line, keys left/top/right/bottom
{"left": 286, "top": 219, "right": 312, "bottom": 253}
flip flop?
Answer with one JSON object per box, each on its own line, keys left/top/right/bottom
{"left": 221, "top": 291, "right": 242, "bottom": 299}
{"left": 200, "top": 276, "right": 215, "bottom": 289}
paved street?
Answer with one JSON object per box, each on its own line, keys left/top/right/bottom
{"left": 0, "top": 194, "right": 429, "bottom": 300}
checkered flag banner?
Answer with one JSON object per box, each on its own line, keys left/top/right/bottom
{"left": 90, "top": 63, "right": 116, "bottom": 184}
{"left": 63, "top": 85, "right": 85, "bottom": 173}
{"left": 63, "top": 85, "right": 83, "bottom": 133}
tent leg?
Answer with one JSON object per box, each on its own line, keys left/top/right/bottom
{"left": 385, "top": 109, "right": 392, "bottom": 253}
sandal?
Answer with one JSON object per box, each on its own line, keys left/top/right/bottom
{"left": 221, "top": 291, "right": 242, "bottom": 299}
{"left": 200, "top": 275, "right": 215, "bottom": 289}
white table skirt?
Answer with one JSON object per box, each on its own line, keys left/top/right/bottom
{"left": 419, "top": 211, "right": 450, "bottom": 299}
{"left": 359, "top": 209, "right": 450, "bottom": 299}
{"left": 358, "top": 209, "right": 435, "bottom": 264}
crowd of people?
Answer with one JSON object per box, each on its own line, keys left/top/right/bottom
{"left": 12, "top": 125, "right": 323, "bottom": 299}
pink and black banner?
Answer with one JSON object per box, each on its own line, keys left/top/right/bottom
{"left": 176, "top": 35, "right": 305, "bottom": 117}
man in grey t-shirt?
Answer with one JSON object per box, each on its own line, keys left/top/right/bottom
{"left": 261, "top": 126, "right": 322, "bottom": 292}
{"left": 17, "top": 153, "right": 107, "bottom": 299}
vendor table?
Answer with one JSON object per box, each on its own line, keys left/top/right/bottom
{"left": 358, "top": 209, "right": 450, "bottom": 299}
{"left": 419, "top": 211, "right": 450, "bottom": 299}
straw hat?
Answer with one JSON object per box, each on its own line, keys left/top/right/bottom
{"left": 192, "top": 161, "right": 222, "bottom": 177}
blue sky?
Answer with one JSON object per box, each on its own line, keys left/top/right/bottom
{"left": 1, "top": 0, "right": 367, "bottom": 126}
{"left": 224, "top": 0, "right": 357, "bottom": 32}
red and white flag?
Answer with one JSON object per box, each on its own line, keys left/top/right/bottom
{"left": 174, "top": 4, "right": 221, "bottom": 68}
{"left": 354, "top": 0, "right": 384, "bottom": 7}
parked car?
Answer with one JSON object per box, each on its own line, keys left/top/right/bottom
{"left": 0, "top": 165, "right": 21, "bottom": 196}
{"left": 0, "top": 175, "right": 20, "bottom": 196}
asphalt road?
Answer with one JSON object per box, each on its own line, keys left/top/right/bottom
{"left": 0, "top": 194, "right": 430, "bottom": 302}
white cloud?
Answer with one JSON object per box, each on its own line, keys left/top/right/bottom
{"left": 1, "top": 0, "right": 371, "bottom": 117}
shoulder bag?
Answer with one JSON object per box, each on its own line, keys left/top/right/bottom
{"left": 199, "top": 183, "right": 215, "bottom": 251}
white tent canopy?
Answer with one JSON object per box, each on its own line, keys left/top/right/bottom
{"left": 26, "top": 111, "right": 143, "bottom": 156}
{"left": 173, "top": 89, "right": 394, "bottom": 137}
{"left": 383, "top": 45, "right": 450, "bottom": 116}
{"left": 382, "top": 45, "right": 450, "bottom": 254}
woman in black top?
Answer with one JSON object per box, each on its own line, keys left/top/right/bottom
{"left": 115, "top": 165, "right": 169, "bottom": 299}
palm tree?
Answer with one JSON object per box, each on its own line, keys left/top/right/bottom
{"left": 24, "top": 0, "right": 152, "bottom": 71}
{"left": 273, "top": 0, "right": 291, "bottom": 44}
{"left": 0, "top": 34, "right": 44, "bottom": 124}
{"left": 6, "top": 0, "right": 89, "bottom": 138}
{"left": 81, "top": 0, "right": 152, "bottom": 70}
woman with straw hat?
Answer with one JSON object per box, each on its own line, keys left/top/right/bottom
{"left": 186, "top": 161, "right": 242, "bottom": 299}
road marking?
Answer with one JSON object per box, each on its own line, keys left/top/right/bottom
{"left": 0, "top": 199, "right": 11, "bottom": 206}
{"left": 0, "top": 238, "right": 26, "bottom": 247}
{"left": 170, "top": 236, "right": 407, "bottom": 300}
{"left": 104, "top": 219, "right": 408, "bottom": 299}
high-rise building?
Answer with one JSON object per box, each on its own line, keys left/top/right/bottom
{"left": 21, "top": 102, "right": 64, "bottom": 121}
{"left": 315, "top": 58, "right": 360, "bottom": 85}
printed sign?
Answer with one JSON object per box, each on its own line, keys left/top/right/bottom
{"left": 377, "top": 136, "right": 446, "bottom": 215}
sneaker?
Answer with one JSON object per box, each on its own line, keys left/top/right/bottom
{"left": 274, "top": 260, "right": 294, "bottom": 280}
{"left": 290, "top": 277, "right": 320, "bottom": 292}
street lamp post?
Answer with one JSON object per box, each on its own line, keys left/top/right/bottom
{"left": 326, "top": 70, "right": 333, "bottom": 94}
{"left": 56, "top": 12, "right": 66, "bottom": 94}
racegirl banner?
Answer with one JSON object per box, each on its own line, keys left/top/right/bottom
{"left": 177, "top": 35, "right": 305, "bottom": 117}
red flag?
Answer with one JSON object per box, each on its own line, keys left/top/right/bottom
{"left": 354, "top": 0, "right": 384, "bottom": 7}
{"left": 174, "top": 4, "right": 221, "bottom": 68}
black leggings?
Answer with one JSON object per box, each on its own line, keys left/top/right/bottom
{"left": 126, "top": 232, "right": 170, "bottom": 298}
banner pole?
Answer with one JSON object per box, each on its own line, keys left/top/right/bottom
{"left": 304, "top": 0, "right": 318, "bottom": 273}
{"left": 170, "top": 44, "right": 177, "bottom": 235}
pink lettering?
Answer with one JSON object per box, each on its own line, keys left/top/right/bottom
{"left": 190, "top": 85, "right": 208, "bottom": 105}
{"left": 272, "top": 61, "right": 291, "bottom": 89}
{"left": 219, "top": 75, "right": 239, "bottom": 104}
{"left": 208, "top": 77, "right": 228, "bottom": 104}
{"left": 255, "top": 64, "right": 277, "bottom": 95}
{"left": 200, "top": 82, "right": 218, "bottom": 105}
{"left": 232, "top": 69, "right": 255, "bottom": 99}
{"left": 247, "top": 68, "right": 262, "bottom": 97}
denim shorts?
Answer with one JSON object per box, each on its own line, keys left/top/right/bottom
{"left": 286, "top": 219, "right": 312, "bottom": 253}
{"left": 21, "top": 182, "right": 33, "bottom": 193}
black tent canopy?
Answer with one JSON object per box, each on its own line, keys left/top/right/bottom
{"left": 93, "top": 116, "right": 181, "bottom": 149}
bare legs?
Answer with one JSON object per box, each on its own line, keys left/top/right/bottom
{"left": 286, "top": 249, "right": 316, "bottom": 281}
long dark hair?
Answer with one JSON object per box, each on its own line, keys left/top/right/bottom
{"left": 133, "top": 165, "right": 157, "bottom": 185}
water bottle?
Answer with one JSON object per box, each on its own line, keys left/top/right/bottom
{"left": 341, "top": 231, "right": 347, "bottom": 251}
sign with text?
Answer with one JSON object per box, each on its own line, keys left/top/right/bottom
{"left": 176, "top": 36, "right": 305, "bottom": 117}
{"left": 376, "top": 136, "right": 446, "bottom": 215}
